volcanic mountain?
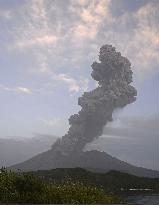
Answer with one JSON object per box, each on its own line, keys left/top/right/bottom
{"left": 10, "top": 150, "right": 159, "bottom": 178}
{"left": 9, "top": 45, "right": 159, "bottom": 177}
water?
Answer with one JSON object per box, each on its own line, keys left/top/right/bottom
{"left": 126, "top": 195, "right": 159, "bottom": 205}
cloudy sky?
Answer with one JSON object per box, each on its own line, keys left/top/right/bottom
{"left": 0, "top": 0, "right": 159, "bottom": 169}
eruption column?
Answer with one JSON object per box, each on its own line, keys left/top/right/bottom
{"left": 52, "top": 45, "right": 137, "bottom": 155}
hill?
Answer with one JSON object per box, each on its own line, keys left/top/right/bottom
{"left": 29, "top": 167, "right": 159, "bottom": 195}
{"left": 10, "top": 149, "right": 159, "bottom": 178}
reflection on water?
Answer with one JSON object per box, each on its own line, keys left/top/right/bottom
{"left": 126, "top": 195, "right": 159, "bottom": 205}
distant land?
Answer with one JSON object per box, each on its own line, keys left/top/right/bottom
{"left": 10, "top": 149, "right": 159, "bottom": 178}
{"left": 29, "top": 167, "right": 159, "bottom": 195}
{"left": 2, "top": 134, "right": 159, "bottom": 178}
{"left": 0, "top": 135, "right": 57, "bottom": 167}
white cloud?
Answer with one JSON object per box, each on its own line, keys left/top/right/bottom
{"left": 51, "top": 74, "right": 89, "bottom": 94}
{"left": 75, "top": 0, "right": 88, "bottom": 6}
{"left": 102, "top": 135, "right": 129, "bottom": 140}
{"left": 108, "top": 2, "right": 159, "bottom": 78}
{"left": 79, "top": 77, "right": 89, "bottom": 92}
{"left": 4, "top": 0, "right": 159, "bottom": 93}
{"left": 0, "top": 85, "right": 32, "bottom": 94}
{"left": 55, "top": 74, "right": 80, "bottom": 93}
{"left": 0, "top": 9, "right": 12, "bottom": 19}
{"left": 33, "top": 52, "right": 51, "bottom": 74}
{"left": 40, "top": 118, "right": 61, "bottom": 127}
{"left": 16, "top": 87, "right": 32, "bottom": 94}
{"left": 15, "top": 35, "right": 58, "bottom": 49}
{"left": 71, "top": 0, "right": 112, "bottom": 41}
{"left": 11, "top": 0, "right": 58, "bottom": 51}
{"left": 73, "top": 24, "right": 97, "bottom": 40}
{"left": 125, "top": 2, "right": 159, "bottom": 76}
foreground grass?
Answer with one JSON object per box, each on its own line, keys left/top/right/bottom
{"left": 0, "top": 168, "right": 122, "bottom": 204}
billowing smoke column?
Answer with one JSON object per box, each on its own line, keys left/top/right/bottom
{"left": 52, "top": 45, "right": 137, "bottom": 155}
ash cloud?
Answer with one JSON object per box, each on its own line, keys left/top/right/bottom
{"left": 52, "top": 45, "right": 137, "bottom": 155}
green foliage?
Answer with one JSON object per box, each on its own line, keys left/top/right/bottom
{"left": 0, "top": 168, "right": 44, "bottom": 203}
{"left": 0, "top": 168, "right": 17, "bottom": 202}
{"left": 41, "top": 181, "right": 121, "bottom": 204}
{"left": 31, "top": 167, "right": 159, "bottom": 195}
{"left": 0, "top": 168, "right": 122, "bottom": 204}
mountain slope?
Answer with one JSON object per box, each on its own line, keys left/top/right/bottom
{"left": 0, "top": 135, "right": 57, "bottom": 167}
{"left": 10, "top": 149, "right": 159, "bottom": 178}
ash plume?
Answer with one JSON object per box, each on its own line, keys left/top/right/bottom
{"left": 52, "top": 45, "right": 137, "bottom": 155}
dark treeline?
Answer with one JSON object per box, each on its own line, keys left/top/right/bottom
{"left": 29, "top": 167, "right": 159, "bottom": 195}
{"left": 0, "top": 167, "right": 122, "bottom": 204}
{"left": 1, "top": 167, "right": 159, "bottom": 204}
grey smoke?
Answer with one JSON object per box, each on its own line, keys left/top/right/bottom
{"left": 52, "top": 45, "right": 137, "bottom": 155}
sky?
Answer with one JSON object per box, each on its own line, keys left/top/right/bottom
{"left": 0, "top": 0, "right": 159, "bottom": 168}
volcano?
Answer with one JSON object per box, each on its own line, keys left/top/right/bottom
{"left": 9, "top": 45, "right": 159, "bottom": 177}
{"left": 10, "top": 150, "right": 159, "bottom": 178}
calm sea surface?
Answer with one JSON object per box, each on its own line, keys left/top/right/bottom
{"left": 126, "top": 195, "right": 159, "bottom": 205}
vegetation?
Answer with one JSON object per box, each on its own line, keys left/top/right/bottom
{"left": 30, "top": 167, "right": 159, "bottom": 195}
{"left": 1, "top": 167, "right": 158, "bottom": 204}
{"left": 0, "top": 168, "right": 122, "bottom": 204}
